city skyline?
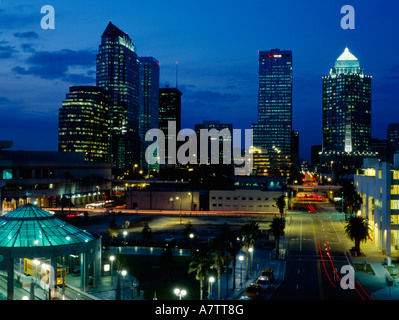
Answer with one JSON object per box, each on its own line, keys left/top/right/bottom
{"left": 0, "top": 1, "right": 399, "bottom": 161}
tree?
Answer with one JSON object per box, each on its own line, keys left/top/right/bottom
{"left": 160, "top": 247, "right": 174, "bottom": 282}
{"left": 241, "top": 221, "right": 261, "bottom": 280}
{"left": 214, "top": 223, "right": 232, "bottom": 296}
{"left": 188, "top": 247, "right": 212, "bottom": 300}
{"left": 342, "top": 181, "right": 362, "bottom": 217}
{"left": 141, "top": 222, "right": 153, "bottom": 240}
{"left": 227, "top": 230, "right": 241, "bottom": 291}
{"left": 344, "top": 215, "right": 370, "bottom": 256}
{"left": 108, "top": 218, "right": 119, "bottom": 239}
{"left": 183, "top": 221, "right": 195, "bottom": 240}
{"left": 276, "top": 195, "right": 286, "bottom": 218}
{"left": 269, "top": 216, "right": 286, "bottom": 259}
{"left": 210, "top": 250, "right": 225, "bottom": 300}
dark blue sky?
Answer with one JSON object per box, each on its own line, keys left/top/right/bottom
{"left": 0, "top": 0, "right": 398, "bottom": 160}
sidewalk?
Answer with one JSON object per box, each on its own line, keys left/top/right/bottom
{"left": 213, "top": 249, "right": 285, "bottom": 300}
{"left": 60, "top": 246, "right": 282, "bottom": 301}
{"left": 347, "top": 238, "right": 399, "bottom": 300}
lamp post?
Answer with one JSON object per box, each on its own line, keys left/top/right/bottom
{"left": 176, "top": 196, "right": 182, "bottom": 224}
{"left": 239, "top": 255, "right": 244, "bottom": 288}
{"left": 174, "top": 288, "right": 187, "bottom": 300}
{"left": 249, "top": 247, "right": 254, "bottom": 272}
{"left": 208, "top": 276, "right": 215, "bottom": 300}
{"left": 110, "top": 256, "right": 115, "bottom": 285}
{"left": 123, "top": 231, "right": 127, "bottom": 252}
{"left": 121, "top": 270, "right": 127, "bottom": 300}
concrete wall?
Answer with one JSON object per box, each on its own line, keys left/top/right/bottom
{"left": 209, "top": 190, "right": 283, "bottom": 212}
{"left": 126, "top": 190, "right": 200, "bottom": 211}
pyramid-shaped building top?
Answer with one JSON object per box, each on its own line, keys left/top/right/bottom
{"left": 331, "top": 47, "right": 363, "bottom": 75}
{"left": 0, "top": 203, "right": 96, "bottom": 248}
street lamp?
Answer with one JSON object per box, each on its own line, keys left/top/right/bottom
{"left": 239, "top": 255, "right": 244, "bottom": 287}
{"left": 174, "top": 288, "right": 187, "bottom": 300}
{"left": 176, "top": 196, "right": 182, "bottom": 223}
{"left": 110, "top": 256, "right": 115, "bottom": 285}
{"left": 121, "top": 270, "right": 127, "bottom": 300}
{"left": 208, "top": 276, "right": 215, "bottom": 300}
{"left": 123, "top": 231, "right": 127, "bottom": 252}
{"left": 248, "top": 247, "right": 254, "bottom": 272}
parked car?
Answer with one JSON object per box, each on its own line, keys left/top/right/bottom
{"left": 245, "top": 283, "right": 262, "bottom": 299}
{"left": 256, "top": 276, "right": 269, "bottom": 291}
{"left": 261, "top": 268, "right": 274, "bottom": 283}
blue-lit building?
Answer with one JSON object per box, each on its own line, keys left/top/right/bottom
{"left": 58, "top": 86, "right": 109, "bottom": 163}
{"left": 96, "top": 22, "right": 141, "bottom": 175}
{"left": 252, "top": 49, "right": 293, "bottom": 154}
{"left": 322, "top": 48, "right": 372, "bottom": 153}
{"left": 0, "top": 204, "right": 102, "bottom": 300}
{"left": 388, "top": 123, "right": 399, "bottom": 163}
{"left": 320, "top": 48, "right": 374, "bottom": 174}
{"left": 159, "top": 87, "right": 182, "bottom": 165}
{"left": 139, "top": 57, "right": 160, "bottom": 172}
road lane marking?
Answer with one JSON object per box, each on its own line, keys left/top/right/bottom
{"left": 312, "top": 218, "right": 324, "bottom": 300}
{"left": 300, "top": 218, "right": 303, "bottom": 252}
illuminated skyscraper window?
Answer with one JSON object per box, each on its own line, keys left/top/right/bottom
{"left": 58, "top": 86, "right": 109, "bottom": 163}
{"left": 96, "top": 22, "right": 140, "bottom": 172}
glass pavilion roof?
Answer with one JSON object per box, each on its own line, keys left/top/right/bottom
{"left": 0, "top": 204, "right": 96, "bottom": 248}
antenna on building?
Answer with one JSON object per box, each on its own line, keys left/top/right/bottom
{"left": 176, "top": 61, "right": 179, "bottom": 89}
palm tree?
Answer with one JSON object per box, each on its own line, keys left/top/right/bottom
{"left": 241, "top": 221, "right": 261, "bottom": 280}
{"left": 141, "top": 222, "right": 152, "bottom": 240}
{"left": 188, "top": 247, "right": 212, "bottom": 300}
{"left": 214, "top": 223, "right": 230, "bottom": 295}
{"left": 160, "top": 247, "right": 174, "bottom": 283}
{"left": 344, "top": 215, "right": 370, "bottom": 256}
{"left": 342, "top": 182, "right": 363, "bottom": 219}
{"left": 227, "top": 230, "right": 241, "bottom": 291}
{"left": 210, "top": 250, "right": 225, "bottom": 300}
{"left": 108, "top": 218, "right": 119, "bottom": 240}
{"left": 276, "top": 195, "right": 286, "bottom": 218}
{"left": 270, "top": 216, "right": 286, "bottom": 259}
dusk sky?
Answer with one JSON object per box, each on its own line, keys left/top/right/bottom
{"left": 0, "top": 0, "right": 398, "bottom": 160}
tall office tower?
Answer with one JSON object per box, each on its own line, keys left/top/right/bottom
{"left": 194, "top": 121, "right": 233, "bottom": 164}
{"left": 387, "top": 123, "right": 399, "bottom": 162}
{"left": 58, "top": 86, "right": 109, "bottom": 162}
{"left": 158, "top": 87, "right": 182, "bottom": 164}
{"left": 139, "top": 57, "right": 160, "bottom": 172}
{"left": 96, "top": 21, "right": 140, "bottom": 175}
{"left": 253, "top": 49, "right": 293, "bottom": 154}
{"left": 322, "top": 48, "right": 372, "bottom": 153}
{"left": 139, "top": 57, "right": 160, "bottom": 139}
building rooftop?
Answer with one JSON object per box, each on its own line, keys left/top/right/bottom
{"left": 336, "top": 47, "right": 358, "bottom": 62}
{"left": 0, "top": 204, "right": 96, "bottom": 248}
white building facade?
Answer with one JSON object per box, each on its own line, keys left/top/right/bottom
{"left": 354, "top": 157, "right": 399, "bottom": 256}
{"left": 209, "top": 190, "right": 284, "bottom": 213}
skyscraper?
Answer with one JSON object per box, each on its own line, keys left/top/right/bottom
{"left": 139, "top": 57, "right": 160, "bottom": 171}
{"left": 322, "top": 48, "right": 372, "bottom": 153}
{"left": 159, "top": 87, "right": 182, "bottom": 164}
{"left": 253, "top": 49, "right": 293, "bottom": 154}
{"left": 387, "top": 123, "right": 399, "bottom": 162}
{"left": 96, "top": 21, "right": 140, "bottom": 174}
{"left": 194, "top": 120, "right": 233, "bottom": 164}
{"left": 58, "top": 86, "right": 109, "bottom": 162}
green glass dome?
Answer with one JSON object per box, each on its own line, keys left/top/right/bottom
{"left": 0, "top": 203, "right": 96, "bottom": 248}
